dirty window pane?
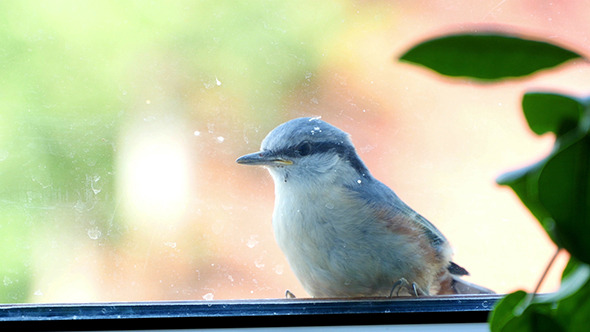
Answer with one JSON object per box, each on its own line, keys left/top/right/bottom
{"left": 1, "top": 0, "right": 585, "bottom": 303}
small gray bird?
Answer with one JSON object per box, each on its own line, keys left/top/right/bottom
{"left": 237, "top": 117, "right": 493, "bottom": 297}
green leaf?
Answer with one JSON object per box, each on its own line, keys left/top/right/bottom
{"left": 545, "top": 263, "right": 590, "bottom": 302}
{"left": 496, "top": 159, "right": 559, "bottom": 243}
{"left": 555, "top": 275, "right": 590, "bottom": 332}
{"left": 522, "top": 92, "right": 585, "bottom": 136}
{"left": 562, "top": 258, "right": 582, "bottom": 280}
{"left": 550, "top": 262, "right": 590, "bottom": 331}
{"left": 489, "top": 266, "right": 590, "bottom": 332}
{"left": 490, "top": 290, "right": 528, "bottom": 332}
{"left": 399, "top": 33, "right": 582, "bottom": 80}
{"left": 489, "top": 290, "right": 563, "bottom": 332}
{"left": 537, "top": 132, "right": 590, "bottom": 264}
{"left": 502, "top": 307, "right": 563, "bottom": 332}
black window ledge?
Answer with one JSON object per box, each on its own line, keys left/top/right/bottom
{"left": 0, "top": 294, "right": 501, "bottom": 331}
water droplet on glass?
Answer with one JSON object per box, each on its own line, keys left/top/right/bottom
{"left": 246, "top": 235, "right": 259, "bottom": 248}
{"left": 90, "top": 175, "right": 102, "bottom": 195}
{"left": 164, "top": 241, "right": 177, "bottom": 249}
{"left": 254, "top": 258, "right": 265, "bottom": 269}
{"left": 216, "top": 136, "right": 225, "bottom": 143}
{"left": 3, "top": 276, "right": 13, "bottom": 286}
{"left": 357, "top": 179, "right": 362, "bottom": 184}
{"left": 87, "top": 227, "right": 102, "bottom": 240}
{"left": 202, "top": 293, "right": 214, "bottom": 301}
{"left": 273, "top": 265, "right": 284, "bottom": 275}
{"left": 193, "top": 130, "right": 201, "bottom": 136}
{"left": 74, "top": 200, "right": 87, "bottom": 212}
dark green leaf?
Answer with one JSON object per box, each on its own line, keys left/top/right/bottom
{"left": 538, "top": 133, "right": 590, "bottom": 264}
{"left": 555, "top": 274, "right": 590, "bottom": 332}
{"left": 522, "top": 92, "right": 585, "bottom": 136}
{"left": 400, "top": 33, "right": 582, "bottom": 80}
{"left": 502, "top": 307, "right": 563, "bottom": 332}
{"left": 496, "top": 159, "right": 560, "bottom": 243}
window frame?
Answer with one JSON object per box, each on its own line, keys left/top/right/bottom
{"left": 0, "top": 294, "right": 500, "bottom": 330}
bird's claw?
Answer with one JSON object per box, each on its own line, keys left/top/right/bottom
{"left": 389, "top": 278, "right": 426, "bottom": 297}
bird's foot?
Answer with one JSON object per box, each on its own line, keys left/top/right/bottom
{"left": 389, "top": 278, "right": 426, "bottom": 297}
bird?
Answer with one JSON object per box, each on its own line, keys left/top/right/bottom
{"left": 236, "top": 117, "right": 493, "bottom": 297}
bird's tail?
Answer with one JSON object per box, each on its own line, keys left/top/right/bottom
{"left": 447, "top": 276, "right": 495, "bottom": 295}
{"left": 436, "top": 262, "right": 494, "bottom": 295}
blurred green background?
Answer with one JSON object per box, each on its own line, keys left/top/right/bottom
{"left": 0, "top": 0, "right": 347, "bottom": 302}
{"left": 1, "top": 0, "right": 588, "bottom": 303}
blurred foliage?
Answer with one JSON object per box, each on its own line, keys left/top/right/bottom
{"left": 400, "top": 30, "right": 589, "bottom": 331}
{"left": 0, "top": 0, "right": 346, "bottom": 303}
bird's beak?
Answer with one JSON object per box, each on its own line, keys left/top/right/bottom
{"left": 236, "top": 151, "right": 293, "bottom": 166}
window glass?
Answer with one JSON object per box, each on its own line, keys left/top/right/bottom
{"left": 1, "top": 0, "right": 586, "bottom": 303}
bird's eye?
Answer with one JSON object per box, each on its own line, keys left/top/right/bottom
{"left": 296, "top": 142, "right": 312, "bottom": 156}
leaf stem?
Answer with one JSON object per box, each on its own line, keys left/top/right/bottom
{"left": 533, "top": 247, "right": 562, "bottom": 295}
{"left": 516, "top": 247, "right": 561, "bottom": 315}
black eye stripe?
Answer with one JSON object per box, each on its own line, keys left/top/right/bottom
{"left": 274, "top": 141, "right": 370, "bottom": 177}
{"left": 279, "top": 141, "right": 344, "bottom": 158}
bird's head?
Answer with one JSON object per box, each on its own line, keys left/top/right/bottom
{"left": 236, "top": 117, "right": 370, "bottom": 186}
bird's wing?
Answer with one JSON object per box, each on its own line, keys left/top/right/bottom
{"left": 391, "top": 199, "right": 448, "bottom": 247}
{"left": 347, "top": 178, "right": 449, "bottom": 252}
